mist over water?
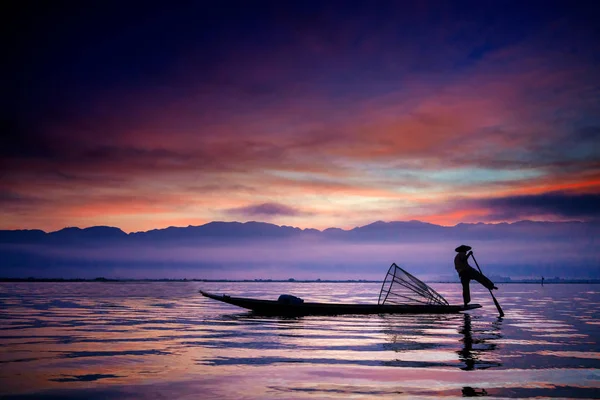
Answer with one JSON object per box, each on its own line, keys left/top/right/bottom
{"left": 2, "top": 220, "right": 599, "bottom": 279}
{"left": 1, "top": 281, "right": 599, "bottom": 399}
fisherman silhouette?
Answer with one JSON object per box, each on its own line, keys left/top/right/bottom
{"left": 454, "top": 245, "right": 497, "bottom": 307}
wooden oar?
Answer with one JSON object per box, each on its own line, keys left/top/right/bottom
{"left": 471, "top": 253, "right": 504, "bottom": 317}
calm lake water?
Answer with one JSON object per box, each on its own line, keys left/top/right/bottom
{"left": 1, "top": 282, "right": 599, "bottom": 399}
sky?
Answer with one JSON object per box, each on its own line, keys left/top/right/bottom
{"left": 4, "top": 0, "right": 600, "bottom": 233}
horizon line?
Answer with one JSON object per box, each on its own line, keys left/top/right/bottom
{"left": 2, "top": 277, "right": 598, "bottom": 283}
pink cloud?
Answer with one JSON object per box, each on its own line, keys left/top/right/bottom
{"left": 3, "top": 27, "right": 599, "bottom": 231}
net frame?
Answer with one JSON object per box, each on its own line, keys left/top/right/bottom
{"left": 378, "top": 263, "right": 449, "bottom": 306}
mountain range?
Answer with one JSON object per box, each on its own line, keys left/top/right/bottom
{"left": 1, "top": 219, "right": 598, "bottom": 243}
{"left": 1, "top": 220, "right": 598, "bottom": 279}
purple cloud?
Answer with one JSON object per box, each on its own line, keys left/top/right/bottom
{"left": 226, "top": 202, "right": 308, "bottom": 217}
{"left": 475, "top": 192, "right": 600, "bottom": 221}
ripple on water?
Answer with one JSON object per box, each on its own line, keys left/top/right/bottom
{"left": 0, "top": 282, "right": 599, "bottom": 399}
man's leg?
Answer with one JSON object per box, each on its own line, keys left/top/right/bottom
{"left": 469, "top": 267, "right": 496, "bottom": 290}
{"left": 461, "top": 274, "right": 471, "bottom": 306}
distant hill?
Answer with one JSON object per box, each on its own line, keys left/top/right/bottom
{"left": 0, "top": 219, "right": 597, "bottom": 244}
{"left": 129, "top": 221, "right": 309, "bottom": 242}
{"left": 1, "top": 220, "right": 598, "bottom": 279}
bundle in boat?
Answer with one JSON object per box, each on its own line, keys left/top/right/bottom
{"left": 378, "top": 263, "right": 449, "bottom": 306}
{"left": 200, "top": 262, "right": 480, "bottom": 316}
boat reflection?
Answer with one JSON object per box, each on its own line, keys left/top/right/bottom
{"left": 222, "top": 311, "right": 304, "bottom": 322}
{"left": 458, "top": 313, "right": 503, "bottom": 371}
{"left": 213, "top": 310, "right": 504, "bottom": 374}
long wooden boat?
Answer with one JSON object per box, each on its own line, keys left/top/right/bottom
{"left": 200, "top": 291, "right": 481, "bottom": 316}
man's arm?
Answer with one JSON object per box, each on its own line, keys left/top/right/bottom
{"left": 466, "top": 251, "right": 474, "bottom": 268}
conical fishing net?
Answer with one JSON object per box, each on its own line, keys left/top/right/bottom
{"left": 378, "top": 263, "right": 449, "bottom": 306}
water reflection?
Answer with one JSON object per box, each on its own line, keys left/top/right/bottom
{"left": 224, "top": 311, "right": 304, "bottom": 323}
{"left": 1, "top": 282, "right": 598, "bottom": 399}
{"left": 457, "top": 314, "right": 503, "bottom": 397}
{"left": 223, "top": 310, "right": 506, "bottom": 371}
{"left": 458, "top": 314, "right": 503, "bottom": 371}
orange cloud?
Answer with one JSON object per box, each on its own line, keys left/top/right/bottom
{"left": 3, "top": 23, "right": 599, "bottom": 232}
